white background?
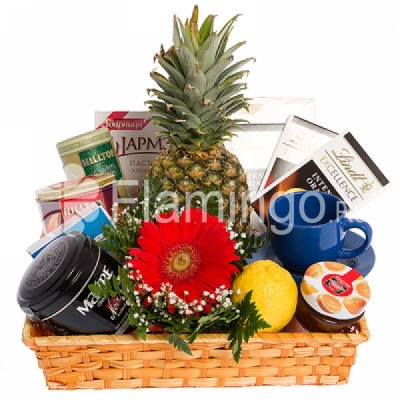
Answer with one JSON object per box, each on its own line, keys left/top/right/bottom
{"left": 1, "top": 0, "right": 398, "bottom": 398}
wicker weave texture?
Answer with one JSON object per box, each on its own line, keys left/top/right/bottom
{"left": 22, "top": 317, "right": 369, "bottom": 390}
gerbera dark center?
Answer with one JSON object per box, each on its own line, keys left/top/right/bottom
{"left": 164, "top": 244, "right": 201, "bottom": 281}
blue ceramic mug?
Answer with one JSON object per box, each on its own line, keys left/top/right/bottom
{"left": 267, "top": 191, "right": 372, "bottom": 273}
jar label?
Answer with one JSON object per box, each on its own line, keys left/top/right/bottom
{"left": 301, "top": 261, "right": 370, "bottom": 320}
{"left": 75, "top": 279, "right": 128, "bottom": 320}
{"left": 321, "top": 268, "right": 360, "bottom": 296}
{"left": 46, "top": 256, "right": 130, "bottom": 334}
{"left": 72, "top": 263, "right": 130, "bottom": 333}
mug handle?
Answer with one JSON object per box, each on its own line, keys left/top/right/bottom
{"left": 338, "top": 218, "right": 373, "bottom": 259}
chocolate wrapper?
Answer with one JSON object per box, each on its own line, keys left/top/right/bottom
{"left": 252, "top": 131, "right": 390, "bottom": 227}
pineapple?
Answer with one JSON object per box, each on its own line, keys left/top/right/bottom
{"left": 145, "top": 5, "right": 254, "bottom": 234}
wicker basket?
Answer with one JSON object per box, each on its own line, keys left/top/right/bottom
{"left": 22, "top": 315, "right": 370, "bottom": 389}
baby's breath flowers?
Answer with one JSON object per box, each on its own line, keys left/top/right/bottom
{"left": 90, "top": 176, "right": 268, "bottom": 361}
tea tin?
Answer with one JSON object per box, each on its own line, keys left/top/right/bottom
{"left": 36, "top": 174, "right": 116, "bottom": 233}
{"left": 17, "top": 232, "right": 130, "bottom": 335}
{"left": 56, "top": 127, "right": 130, "bottom": 199}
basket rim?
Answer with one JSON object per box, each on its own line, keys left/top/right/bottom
{"left": 22, "top": 315, "right": 370, "bottom": 350}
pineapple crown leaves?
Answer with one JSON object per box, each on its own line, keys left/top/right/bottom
{"left": 145, "top": 5, "right": 255, "bottom": 152}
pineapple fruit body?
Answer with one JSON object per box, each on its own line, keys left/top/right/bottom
{"left": 147, "top": 144, "right": 251, "bottom": 234}
{"left": 145, "top": 5, "right": 254, "bottom": 235}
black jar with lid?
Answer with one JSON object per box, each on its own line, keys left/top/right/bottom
{"left": 17, "top": 231, "right": 130, "bottom": 335}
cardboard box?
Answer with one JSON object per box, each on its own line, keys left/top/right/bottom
{"left": 95, "top": 111, "right": 168, "bottom": 198}
{"left": 226, "top": 98, "right": 316, "bottom": 197}
{"left": 225, "top": 124, "right": 284, "bottom": 196}
{"left": 235, "top": 97, "right": 315, "bottom": 124}
{"left": 252, "top": 131, "right": 390, "bottom": 227}
{"left": 96, "top": 100, "right": 315, "bottom": 199}
{"left": 27, "top": 202, "right": 114, "bottom": 258}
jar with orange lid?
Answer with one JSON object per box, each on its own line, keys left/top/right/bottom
{"left": 285, "top": 261, "right": 370, "bottom": 334}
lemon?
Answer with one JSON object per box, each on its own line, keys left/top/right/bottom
{"left": 232, "top": 260, "right": 298, "bottom": 332}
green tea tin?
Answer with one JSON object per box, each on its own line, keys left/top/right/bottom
{"left": 56, "top": 127, "right": 130, "bottom": 200}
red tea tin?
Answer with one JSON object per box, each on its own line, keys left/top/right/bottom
{"left": 36, "top": 173, "right": 116, "bottom": 233}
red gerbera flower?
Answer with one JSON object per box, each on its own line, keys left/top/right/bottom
{"left": 128, "top": 208, "right": 240, "bottom": 305}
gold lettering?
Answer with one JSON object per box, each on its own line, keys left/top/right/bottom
{"left": 80, "top": 149, "right": 115, "bottom": 167}
{"left": 332, "top": 149, "right": 367, "bottom": 181}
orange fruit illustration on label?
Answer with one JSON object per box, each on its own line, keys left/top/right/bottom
{"left": 317, "top": 294, "right": 342, "bottom": 314}
{"left": 324, "top": 262, "right": 346, "bottom": 272}
{"left": 355, "top": 281, "right": 370, "bottom": 299}
{"left": 301, "top": 280, "right": 318, "bottom": 295}
{"left": 343, "top": 296, "right": 367, "bottom": 315}
{"left": 305, "top": 263, "right": 323, "bottom": 278}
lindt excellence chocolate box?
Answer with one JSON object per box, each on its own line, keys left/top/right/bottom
{"left": 252, "top": 131, "right": 390, "bottom": 225}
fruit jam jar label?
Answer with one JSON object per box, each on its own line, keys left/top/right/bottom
{"left": 301, "top": 261, "right": 370, "bottom": 320}
{"left": 321, "top": 268, "right": 360, "bottom": 297}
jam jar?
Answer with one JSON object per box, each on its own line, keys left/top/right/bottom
{"left": 17, "top": 231, "right": 130, "bottom": 335}
{"left": 286, "top": 261, "right": 370, "bottom": 333}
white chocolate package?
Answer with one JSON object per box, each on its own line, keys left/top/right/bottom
{"left": 256, "top": 115, "right": 338, "bottom": 196}
{"left": 226, "top": 98, "right": 316, "bottom": 197}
